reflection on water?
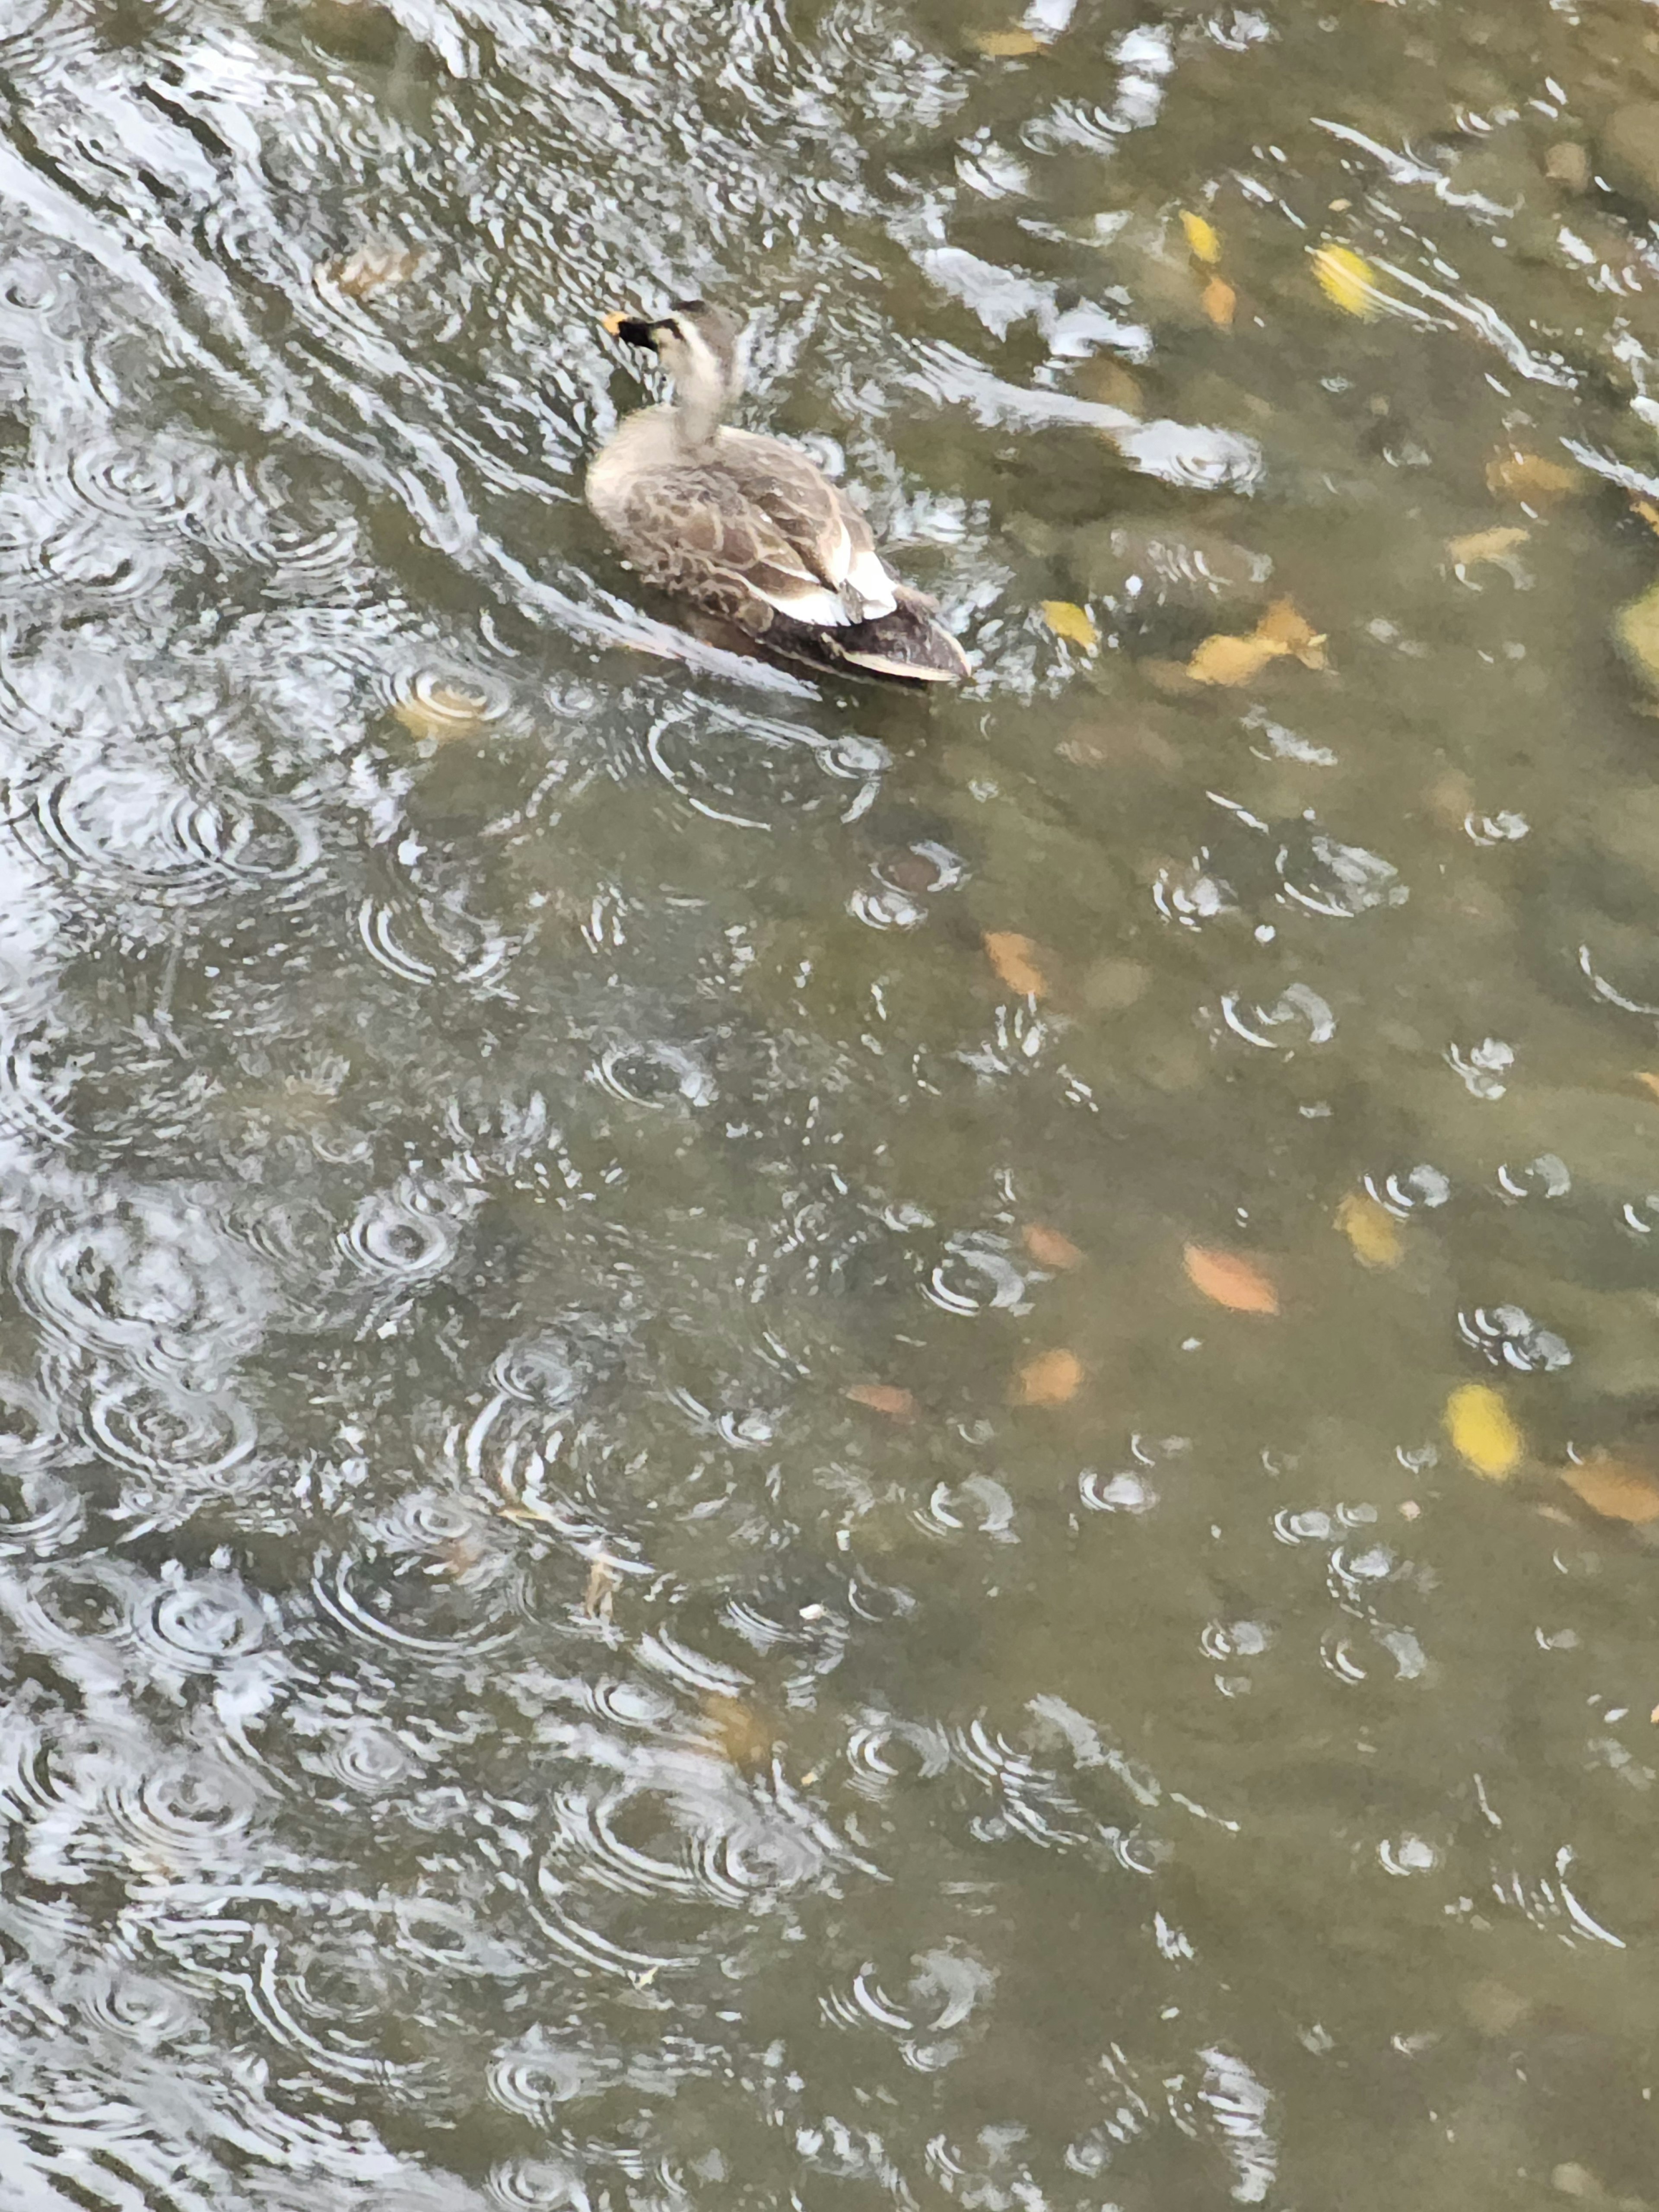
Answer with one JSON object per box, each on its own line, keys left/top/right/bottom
{"left": 2, "top": 0, "right": 1659, "bottom": 2205}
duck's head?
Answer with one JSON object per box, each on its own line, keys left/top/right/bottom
{"left": 602, "top": 299, "right": 745, "bottom": 409}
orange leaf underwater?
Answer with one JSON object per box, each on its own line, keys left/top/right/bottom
{"left": 1011, "top": 1348, "right": 1084, "bottom": 1405}
{"left": 1559, "top": 1455, "right": 1659, "bottom": 1525}
{"left": 983, "top": 931, "right": 1049, "bottom": 999}
{"left": 845, "top": 1382, "right": 918, "bottom": 1423}
{"left": 1023, "top": 1223, "right": 1084, "bottom": 1271}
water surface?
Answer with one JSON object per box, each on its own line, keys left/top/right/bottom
{"left": 2, "top": 0, "right": 1659, "bottom": 2206}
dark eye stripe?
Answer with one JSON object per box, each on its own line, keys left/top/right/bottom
{"left": 661, "top": 320, "right": 682, "bottom": 339}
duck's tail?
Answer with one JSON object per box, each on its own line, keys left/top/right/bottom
{"left": 775, "top": 588, "right": 971, "bottom": 686}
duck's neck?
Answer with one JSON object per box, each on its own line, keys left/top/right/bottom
{"left": 670, "top": 365, "right": 727, "bottom": 455}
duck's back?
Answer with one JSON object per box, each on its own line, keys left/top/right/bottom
{"left": 586, "top": 410, "right": 969, "bottom": 683}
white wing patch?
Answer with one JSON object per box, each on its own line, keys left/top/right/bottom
{"left": 753, "top": 576, "right": 853, "bottom": 626}
{"left": 846, "top": 543, "right": 898, "bottom": 619}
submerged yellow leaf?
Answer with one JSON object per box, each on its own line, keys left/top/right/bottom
{"left": 983, "top": 930, "right": 1049, "bottom": 999}
{"left": 1445, "top": 1383, "right": 1522, "bottom": 1480}
{"left": 1012, "top": 1348, "right": 1084, "bottom": 1405}
{"left": 700, "top": 1693, "right": 777, "bottom": 1773}
{"left": 1181, "top": 210, "right": 1222, "bottom": 264}
{"left": 1559, "top": 1454, "right": 1659, "bottom": 1525}
{"left": 1041, "top": 599, "right": 1099, "bottom": 650}
{"left": 1311, "top": 241, "right": 1382, "bottom": 318}
{"left": 1183, "top": 1243, "right": 1280, "bottom": 1315}
{"left": 1256, "top": 598, "right": 1328, "bottom": 668}
{"left": 1201, "top": 276, "right": 1237, "bottom": 327}
{"left": 393, "top": 681, "right": 489, "bottom": 743}
{"left": 582, "top": 1555, "right": 618, "bottom": 1624}
{"left": 1485, "top": 449, "right": 1580, "bottom": 505}
{"left": 1447, "top": 526, "right": 1530, "bottom": 570}
{"left": 1336, "top": 1190, "right": 1403, "bottom": 1269}
{"left": 1187, "top": 631, "right": 1284, "bottom": 686}
{"left": 324, "top": 241, "right": 425, "bottom": 298}
{"left": 1637, "top": 1073, "right": 1659, "bottom": 1103}
{"left": 1187, "top": 599, "right": 1325, "bottom": 686}
{"left": 972, "top": 26, "right": 1042, "bottom": 54}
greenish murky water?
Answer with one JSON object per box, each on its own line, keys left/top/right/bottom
{"left": 7, "top": 0, "right": 1659, "bottom": 2205}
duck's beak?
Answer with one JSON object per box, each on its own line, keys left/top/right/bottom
{"left": 601, "top": 310, "right": 659, "bottom": 349}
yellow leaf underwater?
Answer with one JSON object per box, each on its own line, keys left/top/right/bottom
{"left": 1187, "top": 631, "right": 1284, "bottom": 686}
{"left": 582, "top": 1555, "right": 618, "bottom": 1624}
{"left": 1187, "top": 599, "right": 1326, "bottom": 686}
{"left": 393, "top": 682, "right": 489, "bottom": 743}
{"left": 1183, "top": 1243, "right": 1280, "bottom": 1315}
{"left": 1201, "top": 276, "right": 1237, "bottom": 327}
{"left": 324, "top": 241, "right": 425, "bottom": 299}
{"left": 1180, "top": 210, "right": 1222, "bottom": 265}
{"left": 1311, "top": 242, "right": 1382, "bottom": 319}
{"left": 1445, "top": 1383, "right": 1522, "bottom": 1480}
{"left": 700, "top": 1692, "right": 777, "bottom": 1774}
{"left": 973, "top": 27, "right": 1042, "bottom": 55}
{"left": 1041, "top": 599, "right": 1099, "bottom": 650}
{"left": 1559, "top": 1454, "right": 1659, "bottom": 1526}
{"left": 983, "top": 931, "right": 1049, "bottom": 999}
{"left": 1485, "top": 449, "right": 1580, "bottom": 505}
{"left": 1336, "top": 1190, "right": 1403, "bottom": 1269}
{"left": 1446, "top": 526, "right": 1529, "bottom": 571}
{"left": 1256, "top": 598, "right": 1328, "bottom": 667}
{"left": 1012, "top": 1348, "right": 1084, "bottom": 1405}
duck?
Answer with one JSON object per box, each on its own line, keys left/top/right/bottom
{"left": 588, "top": 300, "right": 970, "bottom": 684}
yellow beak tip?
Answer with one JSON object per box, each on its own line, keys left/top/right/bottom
{"left": 600, "top": 310, "right": 629, "bottom": 336}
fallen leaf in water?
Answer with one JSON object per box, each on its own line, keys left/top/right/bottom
{"left": 1336, "top": 1190, "right": 1403, "bottom": 1269}
{"left": 1485, "top": 449, "right": 1580, "bottom": 505}
{"left": 845, "top": 1382, "right": 917, "bottom": 1423}
{"left": 1023, "top": 1222, "right": 1084, "bottom": 1270}
{"left": 984, "top": 931, "right": 1048, "bottom": 998}
{"left": 1041, "top": 599, "right": 1100, "bottom": 651}
{"left": 1399, "top": 1499, "right": 1421, "bottom": 1520}
{"left": 1012, "top": 1348, "right": 1084, "bottom": 1405}
{"left": 1183, "top": 1243, "right": 1279, "bottom": 1314}
{"left": 1445, "top": 1382, "right": 1522, "bottom": 1479}
{"left": 1256, "top": 598, "right": 1328, "bottom": 667}
{"left": 1311, "top": 242, "right": 1382, "bottom": 318}
{"left": 1187, "top": 630, "right": 1284, "bottom": 686}
{"left": 393, "top": 682, "right": 489, "bottom": 743}
{"left": 1447, "top": 526, "right": 1529, "bottom": 570}
{"left": 1544, "top": 140, "right": 1591, "bottom": 190}
{"left": 700, "top": 1692, "right": 776, "bottom": 1773}
{"left": 1201, "top": 276, "right": 1236, "bottom": 327}
{"left": 1559, "top": 1454, "right": 1659, "bottom": 1525}
{"left": 1181, "top": 210, "right": 1222, "bottom": 264}
{"left": 1617, "top": 579, "right": 1659, "bottom": 696}
{"left": 973, "top": 25, "right": 1043, "bottom": 53}
{"left": 325, "top": 240, "right": 425, "bottom": 297}
{"left": 1188, "top": 599, "right": 1325, "bottom": 686}
{"left": 1637, "top": 1073, "right": 1659, "bottom": 1103}
{"left": 1631, "top": 496, "right": 1659, "bottom": 540}
{"left": 582, "top": 1555, "right": 618, "bottom": 1624}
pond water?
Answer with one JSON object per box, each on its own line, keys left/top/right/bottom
{"left": 6, "top": 0, "right": 1659, "bottom": 2205}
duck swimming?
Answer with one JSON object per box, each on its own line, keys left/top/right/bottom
{"left": 588, "top": 301, "right": 970, "bottom": 684}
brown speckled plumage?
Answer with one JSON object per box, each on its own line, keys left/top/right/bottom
{"left": 588, "top": 301, "right": 969, "bottom": 684}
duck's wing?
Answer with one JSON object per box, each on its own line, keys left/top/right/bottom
{"left": 715, "top": 431, "right": 899, "bottom": 622}
{"left": 617, "top": 458, "right": 892, "bottom": 636}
